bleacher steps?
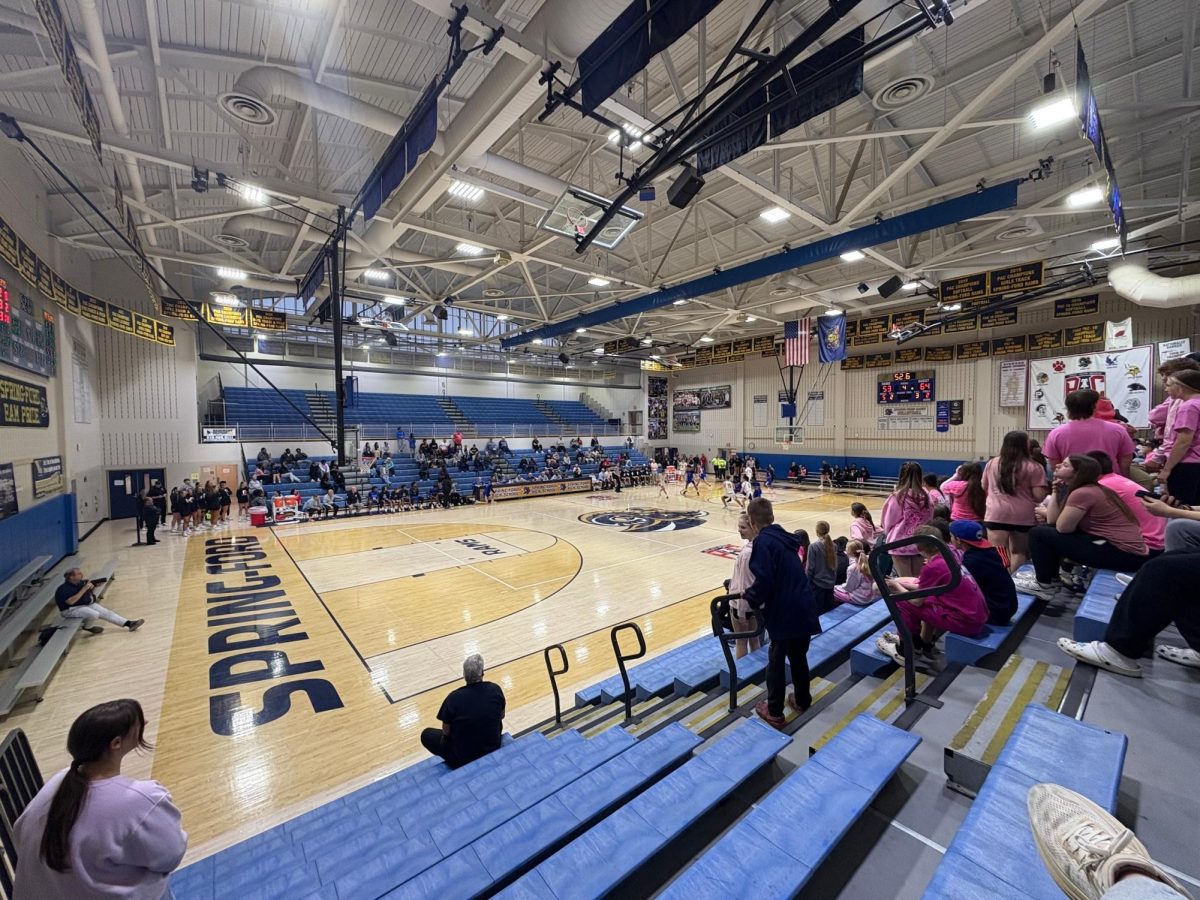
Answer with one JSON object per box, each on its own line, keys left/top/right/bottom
{"left": 533, "top": 399, "right": 567, "bottom": 429}
{"left": 436, "top": 397, "right": 471, "bottom": 431}
{"left": 943, "top": 654, "right": 1070, "bottom": 797}
{"left": 810, "top": 668, "right": 931, "bottom": 753}
{"left": 304, "top": 392, "right": 336, "bottom": 430}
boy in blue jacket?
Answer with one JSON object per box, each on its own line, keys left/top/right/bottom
{"left": 744, "top": 498, "right": 823, "bottom": 729}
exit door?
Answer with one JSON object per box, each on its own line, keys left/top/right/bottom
{"left": 107, "top": 468, "right": 166, "bottom": 520}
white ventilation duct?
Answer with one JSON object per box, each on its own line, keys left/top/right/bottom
{"left": 1109, "top": 263, "right": 1200, "bottom": 309}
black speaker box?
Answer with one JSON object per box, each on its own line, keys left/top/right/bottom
{"left": 667, "top": 165, "right": 705, "bottom": 209}
{"left": 877, "top": 275, "right": 904, "bottom": 299}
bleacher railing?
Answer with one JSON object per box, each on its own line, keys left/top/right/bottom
{"left": 709, "top": 592, "right": 764, "bottom": 712}
{"left": 0, "top": 728, "right": 42, "bottom": 897}
{"left": 610, "top": 623, "right": 647, "bottom": 721}
{"left": 543, "top": 644, "right": 569, "bottom": 726}
{"left": 218, "top": 421, "right": 628, "bottom": 442}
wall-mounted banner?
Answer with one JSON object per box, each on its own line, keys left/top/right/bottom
{"left": 0, "top": 463, "right": 16, "bottom": 521}
{"left": 31, "top": 455, "right": 63, "bottom": 497}
{"left": 648, "top": 375, "right": 668, "bottom": 440}
{"left": 938, "top": 261, "right": 1043, "bottom": 304}
{"left": 0, "top": 215, "right": 174, "bottom": 347}
{"left": 923, "top": 346, "right": 954, "bottom": 362}
{"left": 160, "top": 296, "right": 198, "bottom": 321}
{"left": 936, "top": 401, "right": 950, "bottom": 432}
{"left": 999, "top": 359, "right": 1028, "bottom": 407}
{"left": 603, "top": 336, "right": 638, "bottom": 354}
{"left": 895, "top": 347, "right": 923, "bottom": 365}
{"left": 699, "top": 385, "right": 732, "bottom": 409}
{"left": 806, "top": 390, "right": 826, "bottom": 427}
{"left": 35, "top": 0, "right": 102, "bottom": 163}
{"left": 979, "top": 307, "right": 1018, "bottom": 329}
{"left": 1158, "top": 338, "right": 1191, "bottom": 362}
{"left": 863, "top": 352, "right": 894, "bottom": 369}
{"left": 956, "top": 340, "right": 990, "bottom": 360}
{"left": 1029, "top": 330, "right": 1064, "bottom": 352}
{"left": 1053, "top": 294, "right": 1100, "bottom": 318}
{"left": 250, "top": 309, "right": 288, "bottom": 331}
{"left": 672, "top": 389, "right": 699, "bottom": 411}
{"left": 943, "top": 315, "right": 978, "bottom": 334}
{"left": 202, "top": 427, "right": 239, "bottom": 444}
{"left": 1105, "top": 317, "right": 1133, "bottom": 351}
{"left": 840, "top": 356, "right": 865, "bottom": 370}
{"left": 0, "top": 373, "right": 49, "bottom": 427}
{"left": 949, "top": 400, "right": 964, "bottom": 425}
{"left": 991, "top": 335, "right": 1027, "bottom": 356}
{"left": 1064, "top": 323, "right": 1103, "bottom": 348}
{"left": 673, "top": 410, "right": 701, "bottom": 433}
{"left": 492, "top": 478, "right": 593, "bottom": 502}
{"left": 1028, "top": 345, "right": 1152, "bottom": 430}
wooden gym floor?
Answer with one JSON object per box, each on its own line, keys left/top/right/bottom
{"left": 6, "top": 483, "right": 872, "bottom": 863}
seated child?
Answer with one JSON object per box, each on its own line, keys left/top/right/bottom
{"left": 834, "top": 540, "right": 880, "bottom": 606}
{"left": 876, "top": 524, "right": 988, "bottom": 664}
{"left": 948, "top": 520, "right": 1018, "bottom": 625}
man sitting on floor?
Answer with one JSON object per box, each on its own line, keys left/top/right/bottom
{"left": 55, "top": 569, "right": 143, "bottom": 634}
{"left": 420, "top": 654, "right": 505, "bottom": 769}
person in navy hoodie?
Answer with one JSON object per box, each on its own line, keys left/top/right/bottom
{"left": 743, "top": 498, "right": 822, "bottom": 729}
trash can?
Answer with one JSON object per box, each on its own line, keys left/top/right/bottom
{"left": 249, "top": 506, "right": 268, "bottom": 527}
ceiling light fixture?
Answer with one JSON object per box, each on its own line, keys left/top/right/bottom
{"left": 587, "top": 276, "right": 611, "bottom": 287}
{"left": 840, "top": 250, "right": 865, "bottom": 262}
{"left": 532, "top": 338, "right": 544, "bottom": 345}
{"left": 216, "top": 266, "right": 246, "bottom": 280}
{"left": 760, "top": 206, "right": 790, "bottom": 224}
{"left": 824, "top": 307, "right": 842, "bottom": 316}
{"left": 607, "top": 123, "right": 643, "bottom": 150}
{"left": 209, "top": 291, "right": 241, "bottom": 307}
{"left": 941, "top": 302, "right": 963, "bottom": 312}
{"left": 1066, "top": 186, "right": 1105, "bottom": 208}
{"left": 1091, "top": 236, "right": 1121, "bottom": 251}
{"left": 363, "top": 268, "right": 390, "bottom": 282}
{"left": 456, "top": 242, "right": 485, "bottom": 256}
{"left": 447, "top": 180, "right": 484, "bottom": 203}
{"left": 640, "top": 336, "right": 654, "bottom": 344}
{"left": 381, "top": 295, "right": 406, "bottom": 305}
{"left": 673, "top": 298, "right": 688, "bottom": 306}
{"left": 1028, "top": 96, "right": 1076, "bottom": 130}
{"left": 496, "top": 314, "right": 510, "bottom": 321}
{"left": 575, "top": 327, "right": 587, "bottom": 333}
{"left": 699, "top": 335, "right": 714, "bottom": 343}
{"left": 593, "top": 347, "right": 604, "bottom": 355}
{"left": 457, "top": 328, "right": 473, "bottom": 336}
{"left": 744, "top": 315, "right": 757, "bottom": 323}
{"left": 649, "top": 354, "right": 660, "bottom": 360}
{"left": 234, "top": 183, "right": 267, "bottom": 204}
{"left": 902, "top": 281, "right": 921, "bottom": 290}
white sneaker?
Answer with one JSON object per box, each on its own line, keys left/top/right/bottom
{"left": 1155, "top": 645, "right": 1200, "bottom": 669}
{"left": 1027, "top": 783, "right": 1192, "bottom": 900}
{"left": 1014, "top": 572, "right": 1062, "bottom": 601}
{"left": 1056, "top": 639, "right": 1142, "bottom": 678}
{"left": 875, "top": 635, "right": 904, "bottom": 665}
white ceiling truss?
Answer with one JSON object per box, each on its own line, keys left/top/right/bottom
{"left": 0, "top": 0, "right": 1196, "bottom": 362}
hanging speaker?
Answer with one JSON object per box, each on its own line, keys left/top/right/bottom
{"left": 877, "top": 275, "right": 904, "bottom": 299}
{"left": 558, "top": 352, "right": 570, "bottom": 365}
{"left": 433, "top": 304, "right": 449, "bottom": 320}
{"left": 667, "top": 164, "right": 705, "bottom": 209}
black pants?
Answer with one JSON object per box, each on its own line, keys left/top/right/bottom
{"left": 1105, "top": 551, "right": 1200, "bottom": 658}
{"left": 421, "top": 728, "right": 454, "bottom": 766}
{"left": 144, "top": 519, "right": 157, "bottom": 543}
{"left": 1028, "top": 525, "right": 1148, "bottom": 583}
{"left": 811, "top": 586, "right": 834, "bottom": 615}
{"left": 766, "top": 634, "right": 812, "bottom": 717}
{"left": 1167, "top": 462, "right": 1200, "bottom": 506}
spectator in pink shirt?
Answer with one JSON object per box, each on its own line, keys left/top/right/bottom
{"left": 1085, "top": 450, "right": 1165, "bottom": 553}
{"left": 1043, "top": 389, "right": 1134, "bottom": 475}
{"left": 1156, "top": 369, "right": 1200, "bottom": 504}
{"left": 940, "top": 462, "right": 987, "bottom": 522}
{"left": 983, "top": 431, "right": 1051, "bottom": 571}
{"left": 14, "top": 699, "right": 187, "bottom": 900}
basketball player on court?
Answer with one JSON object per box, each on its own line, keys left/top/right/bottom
{"left": 682, "top": 464, "right": 700, "bottom": 497}
{"left": 657, "top": 467, "right": 670, "bottom": 498}
{"left": 723, "top": 478, "right": 744, "bottom": 509}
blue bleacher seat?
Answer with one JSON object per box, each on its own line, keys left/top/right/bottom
{"left": 945, "top": 591, "right": 1038, "bottom": 666}
{"left": 850, "top": 624, "right": 897, "bottom": 677}
{"left": 1073, "top": 570, "right": 1122, "bottom": 643}
{"left": 498, "top": 719, "right": 790, "bottom": 899}
{"left": 660, "top": 715, "right": 921, "bottom": 899}
{"left": 923, "top": 705, "right": 1127, "bottom": 899}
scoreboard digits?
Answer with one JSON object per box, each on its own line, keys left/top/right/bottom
{"left": 877, "top": 369, "right": 936, "bottom": 404}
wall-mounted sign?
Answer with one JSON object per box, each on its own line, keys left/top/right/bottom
{"left": 895, "top": 347, "right": 923, "bottom": 364}
{"left": 863, "top": 352, "right": 894, "bottom": 369}
{"left": 31, "top": 455, "right": 63, "bottom": 497}
{"left": 202, "top": 427, "right": 239, "bottom": 444}
{"left": 1064, "top": 323, "right": 1103, "bottom": 348}
{"left": 923, "top": 346, "right": 954, "bottom": 362}
{"left": 999, "top": 360, "right": 1028, "bottom": 407}
{"left": 603, "top": 336, "right": 638, "bottom": 354}
{"left": 0, "top": 463, "right": 16, "bottom": 522}
{"left": 1158, "top": 338, "right": 1191, "bottom": 362}
{"left": 991, "top": 335, "right": 1028, "bottom": 356}
{"left": 956, "top": 341, "right": 990, "bottom": 360}
{"left": 979, "top": 307, "right": 1018, "bottom": 329}
{"left": 938, "top": 261, "right": 1043, "bottom": 304}
{"left": 160, "top": 296, "right": 198, "bottom": 320}
{"left": 249, "top": 308, "right": 288, "bottom": 331}
{"left": 943, "top": 315, "right": 979, "bottom": 334}
{"left": 673, "top": 410, "right": 700, "bottom": 433}
{"left": 1029, "top": 330, "right": 1064, "bottom": 352}
{"left": 839, "top": 356, "right": 865, "bottom": 370}
{"left": 1053, "top": 294, "right": 1101, "bottom": 318}
{"left": 948, "top": 400, "right": 965, "bottom": 425}
{"left": 0, "top": 373, "right": 49, "bottom": 427}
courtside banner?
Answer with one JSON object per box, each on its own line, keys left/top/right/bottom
{"left": 492, "top": 479, "right": 593, "bottom": 502}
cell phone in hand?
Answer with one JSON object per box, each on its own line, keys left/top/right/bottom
{"left": 88, "top": 577, "right": 108, "bottom": 585}
{"left": 1134, "top": 490, "right": 1158, "bottom": 500}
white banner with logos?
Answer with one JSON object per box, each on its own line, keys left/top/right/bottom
{"left": 1028, "top": 345, "right": 1152, "bottom": 429}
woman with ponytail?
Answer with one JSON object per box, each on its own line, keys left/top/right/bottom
{"left": 14, "top": 699, "right": 186, "bottom": 898}
{"left": 805, "top": 521, "right": 837, "bottom": 613}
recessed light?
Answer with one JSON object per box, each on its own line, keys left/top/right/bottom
{"left": 532, "top": 338, "right": 544, "bottom": 345}
{"left": 744, "top": 315, "right": 757, "bottom": 323}
{"left": 699, "top": 336, "right": 714, "bottom": 343}
{"left": 1091, "top": 236, "right": 1121, "bottom": 251}
{"left": 1066, "top": 186, "right": 1104, "bottom": 208}
{"left": 363, "top": 268, "right": 390, "bottom": 282}
{"left": 673, "top": 299, "right": 688, "bottom": 306}
{"left": 457, "top": 328, "right": 473, "bottom": 336}
{"left": 381, "top": 295, "right": 406, "bottom": 305}
{"left": 760, "top": 206, "right": 790, "bottom": 224}
{"left": 235, "top": 183, "right": 267, "bottom": 204}
{"left": 588, "top": 277, "right": 610, "bottom": 287}
{"left": 456, "top": 242, "right": 485, "bottom": 256}
{"left": 840, "top": 250, "right": 865, "bottom": 262}
{"left": 447, "top": 180, "right": 484, "bottom": 202}
{"left": 575, "top": 327, "right": 587, "bottom": 334}
{"left": 824, "top": 307, "right": 842, "bottom": 316}
{"left": 1028, "top": 96, "right": 1076, "bottom": 129}
{"left": 216, "top": 266, "right": 247, "bottom": 280}
{"left": 902, "top": 281, "right": 920, "bottom": 290}
{"left": 496, "top": 314, "right": 510, "bottom": 321}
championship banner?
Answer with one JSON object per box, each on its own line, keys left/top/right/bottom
{"left": 1105, "top": 317, "right": 1133, "bottom": 351}
{"left": 0, "top": 373, "right": 50, "bottom": 427}
{"left": 249, "top": 309, "right": 288, "bottom": 331}
{"left": 0, "top": 463, "right": 17, "bottom": 521}
{"left": 31, "top": 455, "right": 64, "bottom": 497}
{"left": 491, "top": 479, "right": 593, "bottom": 502}
{"left": 1028, "top": 345, "right": 1152, "bottom": 430}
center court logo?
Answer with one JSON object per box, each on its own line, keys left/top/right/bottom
{"left": 579, "top": 508, "right": 708, "bottom": 532}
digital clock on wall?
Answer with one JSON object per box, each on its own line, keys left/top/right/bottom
{"left": 877, "top": 369, "right": 936, "bottom": 404}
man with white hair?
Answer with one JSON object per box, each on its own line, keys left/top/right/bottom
{"left": 420, "top": 653, "right": 506, "bottom": 769}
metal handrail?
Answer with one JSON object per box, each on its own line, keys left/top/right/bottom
{"left": 544, "top": 644, "right": 569, "bottom": 725}
{"left": 868, "top": 535, "right": 961, "bottom": 708}
{"left": 610, "top": 623, "right": 648, "bottom": 720}
{"left": 709, "top": 592, "right": 765, "bottom": 712}
{"left": 0, "top": 727, "right": 43, "bottom": 895}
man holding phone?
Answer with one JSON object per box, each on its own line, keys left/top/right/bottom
{"left": 54, "top": 570, "right": 144, "bottom": 635}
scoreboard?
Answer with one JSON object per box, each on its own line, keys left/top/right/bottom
{"left": 877, "top": 369, "right": 935, "bottom": 404}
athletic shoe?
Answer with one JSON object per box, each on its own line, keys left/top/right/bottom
{"left": 1027, "top": 783, "right": 1193, "bottom": 900}
{"left": 786, "top": 693, "right": 810, "bottom": 714}
{"left": 1056, "top": 638, "right": 1142, "bottom": 677}
{"left": 82, "top": 625, "right": 104, "bottom": 635}
{"left": 124, "top": 619, "right": 144, "bottom": 632}
{"left": 754, "top": 700, "right": 786, "bottom": 730}
{"left": 875, "top": 635, "right": 904, "bottom": 666}
{"left": 882, "top": 631, "right": 900, "bottom": 645}
{"left": 1156, "top": 645, "right": 1200, "bottom": 669}
{"left": 1115, "top": 573, "right": 1134, "bottom": 587}
{"left": 1013, "top": 573, "right": 1062, "bottom": 601}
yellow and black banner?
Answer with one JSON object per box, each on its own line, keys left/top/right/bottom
{"left": 0, "top": 373, "right": 50, "bottom": 427}
{"left": 250, "top": 309, "right": 288, "bottom": 331}
{"left": 1064, "top": 323, "right": 1103, "bottom": 347}
{"left": 923, "top": 346, "right": 954, "bottom": 362}
{"left": 492, "top": 479, "right": 593, "bottom": 502}
{"left": 1029, "top": 330, "right": 1063, "bottom": 352}
{"left": 939, "top": 261, "right": 1043, "bottom": 304}
{"left": 863, "top": 352, "right": 895, "bottom": 369}
{"left": 895, "top": 347, "right": 923, "bottom": 364}
{"left": 1053, "top": 294, "right": 1101, "bottom": 318}
{"left": 991, "top": 335, "right": 1028, "bottom": 356}
{"left": 956, "top": 340, "right": 991, "bottom": 360}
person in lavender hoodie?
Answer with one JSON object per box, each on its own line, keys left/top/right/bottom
{"left": 14, "top": 699, "right": 186, "bottom": 899}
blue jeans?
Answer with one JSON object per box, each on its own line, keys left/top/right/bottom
{"left": 1104, "top": 875, "right": 1187, "bottom": 899}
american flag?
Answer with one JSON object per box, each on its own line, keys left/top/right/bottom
{"left": 784, "top": 318, "right": 810, "bottom": 366}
